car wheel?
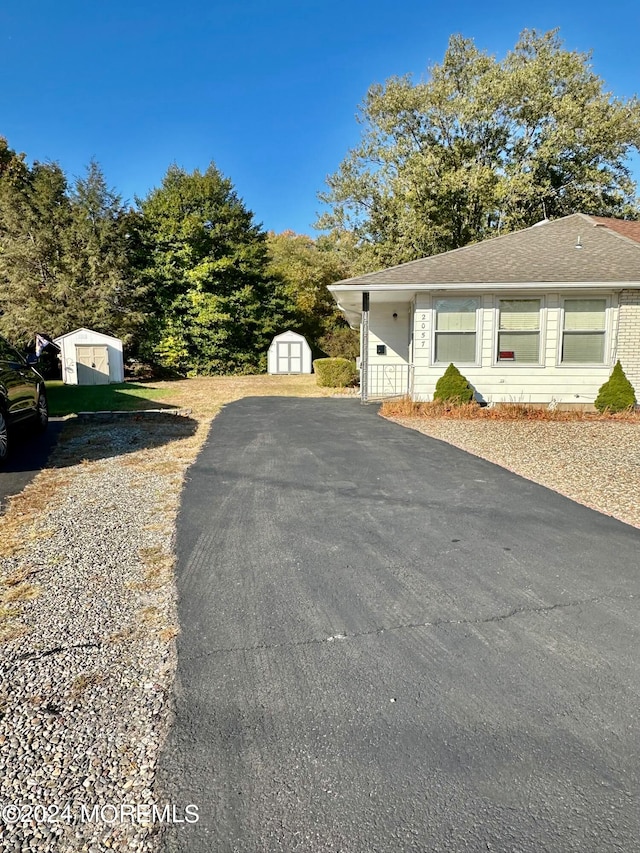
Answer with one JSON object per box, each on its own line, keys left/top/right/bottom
{"left": 35, "top": 390, "right": 48, "bottom": 433}
{"left": 0, "top": 409, "right": 9, "bottom": 464}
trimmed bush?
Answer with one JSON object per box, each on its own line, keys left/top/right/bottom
{"left": 313, "top": 357, "right": 358, "bottom": 387}
{"left": 594, "top": 360, "right": 637, "bottom": 413}
{"left": 433, "top": 363, "right": 474, "bottom": 404}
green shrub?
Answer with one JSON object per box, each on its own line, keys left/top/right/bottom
{"left": 433, "top": 363, "right": 474, "bottom": 404}
{"left": 594, "top": 360, "right": 637, "bottom": 413}
{"left": 313, "top": 357, "right": 358, "bottom": 387}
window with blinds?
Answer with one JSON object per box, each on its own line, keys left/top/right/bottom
{"left": 434, "top": 298, "right": 478, "bottom": 363}
{"left": 562, "top": 299, "right": 606, "bottom": 363}
{"left": 497, "top": 299, "right": 541, "bottom": 363}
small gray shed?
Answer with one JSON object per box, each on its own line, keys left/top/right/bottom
{"left": 54, "top": 328, "right": 124, "bottom": 385}
{"left": 267, "top": 331, "right": 312, "bottom": 374}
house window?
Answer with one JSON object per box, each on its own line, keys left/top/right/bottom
{"left": 434, "top": 298, "right": 478, "bottom": 363}
{"left": 562, "top": 299, "right": 607, "bottom": 363}
{"left": 497, "top": 299, "right": 541, "bottom": 363}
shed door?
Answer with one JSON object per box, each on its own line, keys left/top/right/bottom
{"left": 76, "top": 345, "right": 110, "bottom": 385}
{"left": 277, "top": 342, "right": 302, "bottom": 373}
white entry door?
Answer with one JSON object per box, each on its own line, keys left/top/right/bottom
{"left": 277, "top": 342, "right": 302, "bottom": 373}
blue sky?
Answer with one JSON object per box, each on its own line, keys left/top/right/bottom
{"left": 1, "top": 0, "right": 638, "bottom": 235}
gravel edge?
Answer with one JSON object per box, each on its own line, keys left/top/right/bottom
{"left": 0, "top": 415, "right": 210, "bottom": 852}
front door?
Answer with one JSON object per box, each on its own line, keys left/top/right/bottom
{"left": 76, "top": 346, "right": 110, "bottom": 385}
{"left": 277, "top": 342, "right": 302, "bottom": 374}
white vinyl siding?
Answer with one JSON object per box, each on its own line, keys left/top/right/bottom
{"left": 365, "top": 302, "right": 411, "bottom": 398}
{"left": 562, "top": 299, "right": 607, "bottom": 363}
{"left": 411, "top": 290, "right": 618, "bottom": 405}
{"left": 434, "top": 298, "right": 478, "bottom": 363}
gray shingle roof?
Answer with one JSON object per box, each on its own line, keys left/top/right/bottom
{"left": 333, "top": 214, "right": 640, "bottom": 287}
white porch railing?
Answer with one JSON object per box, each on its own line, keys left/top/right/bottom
{"left": 366, "top": 363, "right": 413, "bottom": 399}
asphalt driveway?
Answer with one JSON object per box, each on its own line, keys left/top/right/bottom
{"left": 159, "top": 398, "right": 640, "bottom": 852}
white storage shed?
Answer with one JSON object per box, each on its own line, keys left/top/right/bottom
{"left": 54, "top": 328, "right": 124, "bottom": 385}
{"left": 267, "top": 331, "right": 313, "bottom": 374}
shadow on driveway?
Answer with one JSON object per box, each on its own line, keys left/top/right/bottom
{"left": 0, "top": 413, "right": 199, "bottom": 513}
{"left": 0, "top": 419, "right": 66, "bottom": 512}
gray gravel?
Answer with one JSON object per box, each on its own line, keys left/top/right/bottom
{"left": 389, "top": 417, "right": 640, "bottom": 528}
{"left": 0, "top": 417, "right": 204, "bottom": 852}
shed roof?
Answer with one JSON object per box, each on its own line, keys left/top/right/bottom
{"left": 270, "top": 330, "right": 309, "bottom": 341}
{"left": 331, "top": 214, "right": 640, "bottom": 288}
{"left": 53, "top": 327, "right": 122, "bottom": 344}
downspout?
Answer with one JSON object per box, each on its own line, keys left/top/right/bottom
{"left": 361, "top": 291, "right": 369, "bottom": 403}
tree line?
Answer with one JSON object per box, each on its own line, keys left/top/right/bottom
{"left": 1, "top": 29, "right": 638, "bottom": 375}
{"left": 0, "top": 146, "right": 357, "bottom": 374}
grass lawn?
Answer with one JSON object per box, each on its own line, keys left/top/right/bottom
{"left": 46, "top": 380, "right": 175, "bottom": 416}
{"left": 46, "top": 374, "right": 347, "bottom": 417}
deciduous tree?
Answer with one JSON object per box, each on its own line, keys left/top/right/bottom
{"left": 318, "top": 29, "right": 640, "bottom": 268}
{"left": 265, "top": 230, "right": 358, "bottom": 356}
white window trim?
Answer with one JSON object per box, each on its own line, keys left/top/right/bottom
{"left": 432, "top": 296, "right": 482, "bottom": 367}
{"left": 557, "top": 293, "right": 613, "bottom": 368}
{"left": 492, "top": 295, "right": 547, "bottom": 368}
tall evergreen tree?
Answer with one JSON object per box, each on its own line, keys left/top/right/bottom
{"left": 63, "top": 161, "right": 148, "bottom": 345}
{"left": 139, "top": 163, "right": 291, "bottom": 374}
{"left": 0, "top": 150, "right": 148, "bottom": 348}
{"left": 0, "top": 152, "right": 71, "bottom": 343}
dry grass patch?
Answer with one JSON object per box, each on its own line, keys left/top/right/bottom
{"left": 0, "top": 471, "right": 71, "bottom": 559}
{"left": 142, "top": 373, "right": 340, "bottom": 417}
{"left": 140, "top": 605, "right": 162, "bottom": 624}
{"left": 0, "top": 604, "right": 16, "bottom": 621}
{"left": 380, "top": 396, "right": 640, "bottom": 422}
{"left": 1, "top": 564, "right": 41, "bottom": 587}
{"left": 0, "top": 622, "right": 27, "bottom": 643}
{"left": 137, "top": 546, "right": 174, "bottom": 590}
{"left": 159, "top": 625, "right": 180, "bottom": 642}
{"left": 0, "top": 575, "right": 41, "bottom": 642}
{"left": 69, "top": 672, "right": 105, "bottom": 700}
{"left": 1, "top": 582, "right": 41, "bottom": 604}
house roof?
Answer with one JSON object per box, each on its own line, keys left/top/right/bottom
{"left": 591, "top": 216, "right": 640, "bottom": 244}
{"left": 331, "top": 213, "right": 640, "bottom": 288}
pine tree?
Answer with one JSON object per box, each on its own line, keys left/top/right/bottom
{"left": 433, "top": 363, "right": 474, "bottom": 404}
{"left": 594, "top": 361, "right": 637, "bottom": 412}
{"left": 0, "top": 153, "right": 148, "bottom": 348}
{"left": 63, "top": 161, "right": 148, "bottom": 346}
{"left": 139, "top": 163, "right": 292, "bottom": 374}
{"left": 0, "top": 156, "right": 71, "bottom": 343}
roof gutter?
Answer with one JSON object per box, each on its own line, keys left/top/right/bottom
{"left": 329, "top": 281, "right": 640, "bottom": 294}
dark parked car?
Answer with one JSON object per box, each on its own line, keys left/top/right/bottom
{"left": 0, "top": 335, "right": 48, "bottom": 464}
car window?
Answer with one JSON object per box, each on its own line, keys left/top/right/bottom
{"left": 0, "top": 337, "right": 25, "bottom": 364}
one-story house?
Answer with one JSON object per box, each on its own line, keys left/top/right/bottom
{"left": 328, "top": 213, "right": 640, "bottom": 405}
